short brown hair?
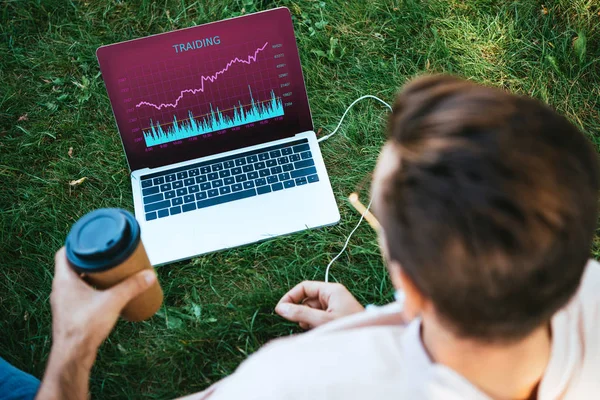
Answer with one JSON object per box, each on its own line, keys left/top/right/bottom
{"left": 376, "top": 75, "right": 599, "bottom": 341}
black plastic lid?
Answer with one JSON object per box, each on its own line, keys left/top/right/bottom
{"left": 65, "top": 208, "right": 140, "bottom": 273}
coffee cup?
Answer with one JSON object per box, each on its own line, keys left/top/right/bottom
{"left": 65, "top": 208, "right": 163, "bottom": 321}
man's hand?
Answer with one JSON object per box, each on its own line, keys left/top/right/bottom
{"left": 36, "top": 248, "right": 157, "bottom": 400}
{"left": 49, "top": 247, "right": 157, "bottom": 367}
{"left": 275, "top": 281, "right": 364, "bottom": 329}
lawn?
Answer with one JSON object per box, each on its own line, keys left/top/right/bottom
{"left": 1, "top": 0, "right": 599, "bottom": 398}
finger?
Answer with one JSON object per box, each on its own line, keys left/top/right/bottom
{"left": 53, "top": 247, "right": 80, "bottom": 281}
{"left": 104, "top": 270, "right": 157, "bottom": 311}
{"left": 278, "top": 281, "right": 336, "bottom": 306}
{"left": 302, "top": 298, "right": 323, "bottom": 310}
{"left": 275, "top": 303, "right": 330, "bottom": 327}
{"left": 299, "top": 322, "right": 311, "bottom": 330}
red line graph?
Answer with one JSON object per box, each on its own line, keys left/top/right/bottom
{"left": 135, "top": 42, "right": 269, "bottom": 111}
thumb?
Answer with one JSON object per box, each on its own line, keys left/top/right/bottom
{"left": 275, "top": 303, "right": 330, "bottom": 327}
{"left": 106, "top": 269, "right": 157, "bottom": 311}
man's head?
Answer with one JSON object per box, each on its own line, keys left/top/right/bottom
{"left": 372, "top": 75, "right": 599, "bottom": 342}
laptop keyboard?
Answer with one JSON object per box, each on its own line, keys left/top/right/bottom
{"left": 140, "top": 139, "right": 320, "bottom": 221}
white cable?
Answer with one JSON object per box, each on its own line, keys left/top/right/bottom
{"left": 320, "top": 95, "right": 391, "bottom": 282}
{"left": 324, "top": 197, "right": 374, "bottom": 283}
{"left": 317, "top": 95, "right": 393, "bottom": 143}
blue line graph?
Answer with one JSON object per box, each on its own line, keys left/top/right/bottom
{"left": 143, "top": 86, "right": 284, "bottom": 147}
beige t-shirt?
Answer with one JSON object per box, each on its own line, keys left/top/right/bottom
{"left": 182, "top": 260, "right": 600, "bottom": 399}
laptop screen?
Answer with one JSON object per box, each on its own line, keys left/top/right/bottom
{"left": 97, "top": 8, "right": 312, "bottom": 171}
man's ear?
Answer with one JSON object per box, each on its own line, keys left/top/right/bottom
{"left": 387, "top": 260, "right": 427, "bottom": 320}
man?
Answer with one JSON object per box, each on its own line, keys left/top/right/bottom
{"left": 37, "top": 75, "right": 600, "bottom": 399}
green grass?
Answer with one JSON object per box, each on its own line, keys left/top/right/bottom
{"left": 1, "top": 0, "right": 599, "bottom": 398}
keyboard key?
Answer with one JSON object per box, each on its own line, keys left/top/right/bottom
{"left": 224, "top": 177, "right": 235, "bottom": 185}
{"left": 184, "top": 194, "right": 195, "bottom": 203}
{"left": 189, "top": 168, "right": 199, "bottom": 177}
{"left": 212, "top": 179, "right": 224, "bottom": 188}
{"left": 170, "top": 206, "right": 181, "bottom": 215}
{"left": 254, "top": 161, "right": 266, "bottom": 170}
{"left": 158, "top": 209, "right": 169, "bottom": 218}
{"left": 255, "top": 178, "right": 267, "bottom": 186}
{"left": 200, "top": 183, "right": 211, "bottom": 191}
{"left": 243, "top": 181, "right": 255, "bottom": 189}
{"left": 223, "top": 160, "right": 235, "bottom": 168}
{"left": 270, "top": 149, "right": 282, "bottom": 158}
{"left": 267, "top": 176, "right": 278, "bottom": 184}
{"left": 146, "top": 212, "right": 157, "bottom": 221}
{"left": 144, "top": 200, "right": 171, "bottom": 213}
{"left": 172, "top": 197, "right": 183, "bottom": 206}
{"left": 294, "top": 159, "right": 315, "bottom": 169}
{"left": 281, "top": 147, "right": 293, "bottom": 155}
{"left": 160, "top": 183, "right": 172, "bottom": 191}
{"left": 243, "top": 165, "right": 254, "bottom": 173}
{"left": 257, "top": 185, "right": 271, "bottom": 195}
{"left": 272, "top": 183, "right": 284, "bottom": 191}
{"left": 296, "top": 176, "right": 308, "bottom": 186}
{"left": 291, "top": 166, "right": 317, "bottom": 179}
{"left": 279, "top": 172, "right": 291, "bottom": 181}
{"left": 235, "top": 158, "right": 246, "bottom": 166}
{"left": 258, "top": 153, "right": 269, "bottom": 161}
{"left": 176, "top": 188, "right": 187, "bottom": 196}
{"left": 247, "top": 155, "right": 258, "bottom": 163}
{"left": 248, "top": 171, "right": 259, "bottom": 179}
{"left": 308, "top": 174, "right": 320, "bottom": 183}
{"left": 208, "top": 172, "right": 218, "bottom": 180}
{"left": 182, "top": 203, "right": 196, "bottom": 212}
{"left": 141, "top": 180, "right": 153, "bottom": 188}
{"left": 196, "top": 175, "right": 207, "bottom": 183}
{"left": 219, "top": 170, "right": 231, "bottom": 178}
{"left": 211, "top": 163, "right": 223, "bottom": 172}
{"left": 232, "top": 183, "right": 243, "bottom": 192}
{"left": 266, "top": 159, "right": 277, "bottom": 167}
{"left": 289, "top": 154, "right": 301, "bottom": 162}
{"left": 235, "top": 174, "right": 247, "bottom": 183}
{"left": 188, "top": 185, "right": 200, "bottom": 193}
{"left": 142, "top": 186, "right": 159, "bottom": 196}
{"left": 177, "top": 171, "right": 188, "bottom": 179}
{"left": 293, "top": 143, "right": 310, "bottom": 153}
{"left": 143, "top": 193, "right": 164, "bottom": 204}
{"left": 173, "top": 181, "right": 183, "bottom": 189}
{"left": 184, "top": 178, "right": 195, "bottom": 186}
{"left": 196, "top": 191, "right": 207, "bottom": 200}
{"left": 153, "top": 177, "right": 165, "bottom": 185}
{"left": 219, "top": 186, "right": 231, "bottom": 195}
{"left": 301, "top": 151, "right": 312, "bottom": 160}
{"left": 278, "top": 156, "right": 289, "bottom": 165}
{"left": 200, "top": 166, "right": 211, "bottom": 174}
{"left": 271, "top": 166, "right": 282, "bottom": 175}
{"left": 166, "top": 174, "right": 176, "bottom": 182}
{"left": 283, "top": 164, "right": 294, "bottom": 172}
{"left": 259, "top": 169, "right": 270, "bottom": 177}
{"left": 283, "top": 180, "right": 295, "bottom": 188}
{"left": 208, "top": 189, "right": 219, "bottom": 197}
{"left": 164, "top": 190, "right": 176, "bottom": 199}
{"left": 197, "top": 188, "right": 256, "bottom": 209}
{"left": 232, "top": 167, "right": 243, "bottom": 175}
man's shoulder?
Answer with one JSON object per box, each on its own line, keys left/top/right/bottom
{"left": 215, "top": 324, "right": 410, "bottom": 399}
{"left": 543, "top": 259, "right": 600, "bottom": 398}
{"left": 560, "top": 259, "right": 600, "bottom": 344}
{"left": 570, "top": 259, "right": 600, "bottom": 318}
{"left": 244, "top": 323, "right": 408, "bottom": 372}
{"left": 580, "top": 259, "right": 600, "bottom": 295}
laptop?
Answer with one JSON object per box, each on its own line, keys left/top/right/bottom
{"left": 96, "top": 7, "right": 340, "bottom": 266}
